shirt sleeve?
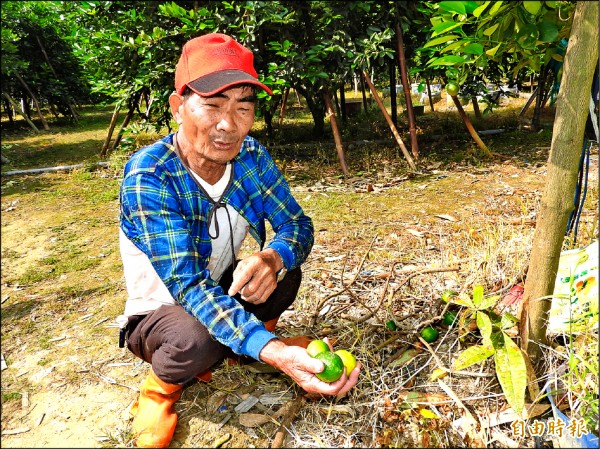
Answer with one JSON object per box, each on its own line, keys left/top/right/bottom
{"left": 120, "top": 167, "right": 276, "bottom": 360}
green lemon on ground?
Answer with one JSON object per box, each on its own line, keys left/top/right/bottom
{"left": 385, "top": 319, "right": 397, "bottom": 331}
{"left": 443, "top": 311, "right": 458, "bottom": 326}
{"left": 446, "top": 82, "right": 460, "bottom": 96}
{"left": 420, "top": 326, "right": 440, "bottom": 343}
{"left": 441, "top": 290, "right": 458, "bottom": 302}
{"left": 306, "top": 339, "right": 329, "bottom": 357}
{"left": 314, "top": 351, "right": 345, "bottom": 383}
{"left": 334, "top": 349, "right": 357, "bottom": 376}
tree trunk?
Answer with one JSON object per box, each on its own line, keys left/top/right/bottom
{"left": 389, "top": 57, "right": 398, "bottom": 127}
{"left": 519, "top": 88, "right": 538, "bottom": 118}
{"left": 15, "top": 73, "right": 50, "bottom": 130}
{"left": 395, "top": 21, "right": 419, "bottom": 159}
{"left": 35, "top": 35, "right": 79, "bottom": 123}
{"left": 362, "top": 70, "right": 417, "bottom": 171}
{"left": 1, "top": 92, "right": 39, "bottom": 133}
{"left": 519, "top": 0, "right": 599, "bottom": 368}
{"left": 359, "top": 70, "right": 369, "bottom": 112}
{"left": 278, "top": 87, "right": 290, "bottom": 127}
{"left": 472, "top": 96, "right": 482, "bottom": 119}
{"left": 296, "top": 86, "right": 325, "bottom": 137}
{"left": 111, "top": 105, "right": 136, "bottom": 152}
{"left": 532, "top": 67, "right": 548, "bottom": 131}
{"left": 101, "top": 104, "right": 121, "bottom": 158}
{"left": 450, "top": 94, "right": 491, "bottom": 156}
{"left": 426, "top": 78, "right": 435, "bottom": 112}
{"left": 339, "top": 83, "right": 347, "bottom": 124}
{"left": 3, "top": 98, "right": 14, "bottom": 123}
{"left": 322, "top": 88, "right": 349, "bottom": 176}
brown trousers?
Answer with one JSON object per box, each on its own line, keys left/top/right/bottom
{"left": 124, "top": 266, "right": 301, "bottom": 385}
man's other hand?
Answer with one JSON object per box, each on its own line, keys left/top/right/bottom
{"left": 228, "top": 249, "right": 283, "bottom": 304}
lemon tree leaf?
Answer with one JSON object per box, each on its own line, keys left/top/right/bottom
{"left": 476, "top": 311, "right": 493, "bottom": 344}
{"left": 428, "top": 55, "right": 468, "bottom": 66}
{"left": 500, "top": 312, "right": 519, "bottom": 329}
{"left": 431, "top": 21, "right": 463, "bottom": 37}
{"left": 473, "top": 1, "right": 491, "bottom": 18}
{"left": 523, "top": 1, "right": 542, "bottom": 15}
{"left": 452, "top": 344, "right": 495, "bottom": 371}
{"left": 485, "top": 43, "right": 501, "bottom": 57}
{"left": 494, "top": 333, "right": 527, "bottom": 413}
{"left": 482, "top": 23, "right": 499, "bottom": 36}
{"left": 477, "top": 294, "right": 500, "bottom": 311}
{"left": 423, "top": 34, "right": 461, "bottom": 48}
{"left": 438, "top": 1, "right": 466, "bottom": 15}
{"left": 464, "top": 42, "right": 484, "bottom": 55}
{"left": 472, "top": 284, "right": 484, "bottom": 307}
{"left": 448, "top": 294, "right": 475, "bottom": 308}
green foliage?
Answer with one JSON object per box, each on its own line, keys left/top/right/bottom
{"left": 419, "top": 0, "right": 575, "bottom": 86}
{"left": 444, "top": 284, "right": 528, "bottom": 413}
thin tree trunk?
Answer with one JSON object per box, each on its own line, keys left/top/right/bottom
{"left": 472, "top": 96, "right": 482, "bottom": 119}
{"left": 362, "top": 70, "right": 417, "bottom": 171}
{"left": 339, "top": 84, "right": 347, "bottom": 124}
{"left": 1, "top": 92, "right": 39, "bottom": 133}
{"left": 450, "top": 94, "right": 491, "bottom": 156}
{"left": 359, "top": 70, "right": 369, "bottom": 112}
{"left": 389, "top": 58, "right": 397, "bottom": 127}
{"left": 35, "top": 35, "right": 79, "bottom": 123}
{"left": 322, "top": 88, "right": 349, "bottom": 176}
{"left": 111, "top": 106, "right": 135, "bottom": 152}
{"left": 3, "top": 97, "right": 14, "bottom": 123}
{"left": 101, "top": 104, "right": 121, "bottom": 158}
{"left": 519, "top": 1, "right": 599, "bottom": 368}
{"left": 278, "top": 87, "right": 290, "bottom": 127}
{"left": 14, "top": 73, "right": 50, "bottom": 130}
{"left": 519, "top": 88, "right": 538, "bottom": 118}
{"left": 395, "top": 21, "right": 418, "bottom": 159}
{"left": 426, "top": 78, "right": 435, "bottom": 112}
{"left": 532, "top": 67, "right": 548, "bottom": 131}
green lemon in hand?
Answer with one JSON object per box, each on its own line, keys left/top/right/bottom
{"left": 334, "top": 349, "right": 357, "bottom": 376}
{"left": 306, "top": 339, "right": 330, "bottom": 357}
{"left": 314, "top": 351, "right": 345, "bottom": 383}
{"left": 420, "top": 326, "right": 439, "bottom": 343}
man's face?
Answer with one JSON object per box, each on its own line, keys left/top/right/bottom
{"left": 172, "top": 85, "right": 256, "bottom": 166}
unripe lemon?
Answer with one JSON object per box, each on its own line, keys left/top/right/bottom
{"left": 306, "top": 339, "right": 329, "bottom": 357}
{"left": 420, "top": 326, "right": 439, "bottom": 343}
{"left": 314, "top": 351, "right": 344, "bottom": 383}
{"left": 334, "top": 349, "right": 357, "bottom": 376}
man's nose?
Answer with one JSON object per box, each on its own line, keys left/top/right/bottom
{"left": 215, "top": 110, "right": 238, "bottom": 132}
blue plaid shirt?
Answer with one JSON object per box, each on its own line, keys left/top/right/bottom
{"left": 119, "top": 133, "right": 314, "bottom": 360}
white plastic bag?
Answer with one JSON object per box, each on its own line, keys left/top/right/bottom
{"left": 547, "top": 240, "right": 599, "bottom": 336}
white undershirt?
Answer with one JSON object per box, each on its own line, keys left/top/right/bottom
{"left": 117, "top": 163, "right": 250, "bottom": 325}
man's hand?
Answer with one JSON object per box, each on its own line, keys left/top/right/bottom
{"left": 228, "top": 249, "right": 282, "bottom": 304}
{"left": 259, "top": 339, "right": 361, "bottom": 398}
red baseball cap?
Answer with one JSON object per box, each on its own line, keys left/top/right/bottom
{"left": 175, "top": 33, "right": 273, "bottom": 96}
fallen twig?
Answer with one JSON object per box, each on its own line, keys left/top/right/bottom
{"left": 271, "top": 395, "right": 305, "bottom": 448}
{"left": 311, "top": 234, "right": 378, "bottom": 327}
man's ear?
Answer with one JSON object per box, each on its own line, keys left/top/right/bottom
{"left": 169, "top": 92, "right": 184, "bottom": 124}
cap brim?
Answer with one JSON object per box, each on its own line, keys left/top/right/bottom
{"left": 186, "top": 70, "right": 273, "bottom": 96}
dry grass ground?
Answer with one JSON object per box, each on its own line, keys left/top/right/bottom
{"left": 1, "top": 95, "right": 598, "bottom": 448}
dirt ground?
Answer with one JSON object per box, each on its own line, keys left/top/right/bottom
{"left": 1, "top": 115, "right": 598, "bottom": 448}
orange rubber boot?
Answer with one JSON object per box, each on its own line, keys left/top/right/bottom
{"left": 195, "top": 369, "right": 212, "bottom": 382}
{"left": 131, "top": 370, "right": 183, "bottom": 448}
{"left": 264, "top": 317, "right": 312, "bottom": 348}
